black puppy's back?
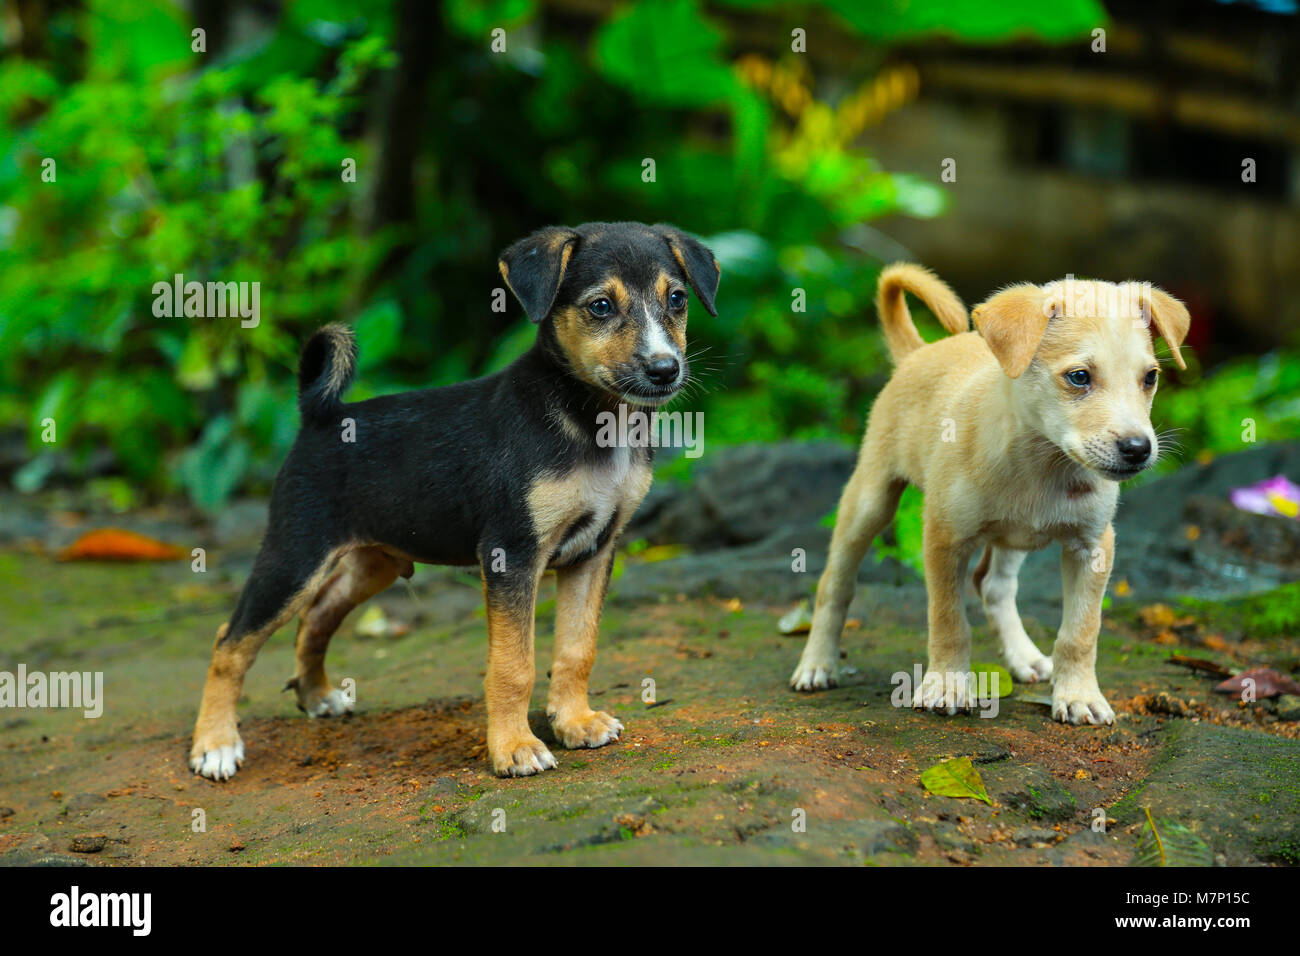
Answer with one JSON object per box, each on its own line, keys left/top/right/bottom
{"left": 228, "top": 326, "right": 625, "bottom": 641}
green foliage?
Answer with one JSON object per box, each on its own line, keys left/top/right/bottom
{"left": 1, "top": 0, "right": 1104, "bottom": 510}
{"left": 818, "top": 0, "right": 1106, "bottom": 42}
{"left": 1174, "top": 582, "right": 1300, "bottom": 641}
{"left": 594, "top": 0, "right": 739, "bottom": 106}
{"left": 1152, "top": 350, "right": 1300, "bottom": 473}
{"left": 1, "top": 4, "right": 401, "bottom": 506}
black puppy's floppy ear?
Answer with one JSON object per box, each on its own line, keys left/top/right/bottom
{"left": 498, "top": 226, "right": 580, "bottom": 323}
{"left": 655, "top": 224, "right": 720, "bottom": 317}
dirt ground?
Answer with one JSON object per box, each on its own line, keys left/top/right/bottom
{"left": 1, "top": 541, "right": 1298, "bottom": 867}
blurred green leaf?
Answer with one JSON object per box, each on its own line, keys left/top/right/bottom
{"left": 822, "top": 0, "right": 1106, "bottom": 42}
{"left": 445, "top": 0, "right": 537, "bottom": 37}
{"left": 355, "top": 299, "right": 403, "bottom": 370}
{"left": 177, "top": 416, "right": 252, "bottom": 512}
{"left": 594, "top": 0, "right": 738, "bottom": 106}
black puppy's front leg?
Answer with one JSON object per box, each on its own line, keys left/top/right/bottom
{"left": 548, "top": 542, "right": 623, "bottom": 749}
{"left": 481, "top": 544, "right": 555, "bottom": 777}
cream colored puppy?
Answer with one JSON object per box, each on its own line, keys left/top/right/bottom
{"left": 791, "top": 265, "right": 1190, "bottom": 724}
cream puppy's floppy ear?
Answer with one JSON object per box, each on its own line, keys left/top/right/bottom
{"left": 1139, "top": 286, "right": 1191, "bottom": 370}
{"left": 972, "top": 283, "right": 1054, "bottom": 379}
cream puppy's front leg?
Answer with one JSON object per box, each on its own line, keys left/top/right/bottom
{"left": 1052, "top": 525, "right": 1116, "bottom": 725}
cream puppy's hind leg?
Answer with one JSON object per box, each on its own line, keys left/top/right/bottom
{"left": 792, "top": 465, "right": 904, "bottom": 691}
{"left": 977, "top": 546, "right": 1053, "bottom": 683}
{"left": 914, "top": 518, "right": 979, "bottom": 713}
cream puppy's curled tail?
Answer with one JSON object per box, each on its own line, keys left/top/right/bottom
{"left": 875, "top": 263, "right": 969, "bottom": 362}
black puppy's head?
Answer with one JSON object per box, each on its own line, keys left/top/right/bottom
{"left": 499, "top": 222, "right": 719, "bottom": 406}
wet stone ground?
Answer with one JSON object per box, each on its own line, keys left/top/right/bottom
{"left": 1, "top": 527, "right": 1298, "bottom": 867}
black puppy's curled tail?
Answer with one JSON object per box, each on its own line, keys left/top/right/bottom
{"left": 298, "top": 324, "right": 358, "bottom": 425}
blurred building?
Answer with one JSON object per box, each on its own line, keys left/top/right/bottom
{"left": 864, "top": 0, "right": 1300, "bottom": 359}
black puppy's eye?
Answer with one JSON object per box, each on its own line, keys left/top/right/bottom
{"left": 668, "top": 290, "right": 687, "bottom": 311}
{"left": 588, "top": 298, "right": 613, "bottom": 318}
{"left": 1065, "top": 369, "right": 1091, "bottom": 388}
{"left": 1143, "top": 368, "right": 1158, "bottom": 388}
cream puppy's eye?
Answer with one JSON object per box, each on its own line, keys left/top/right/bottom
{"left": 1143, "top": 368, "right": 1158, "bottom": 388}
{"left": 1065, "top": 368, "right": 1091, "bottom": 388}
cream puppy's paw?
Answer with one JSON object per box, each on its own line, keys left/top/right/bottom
{"left": 550, "top": 709, "right": 623, "bottom": 749}
{"left": 790, "top": 660, "right": 838, "bottom": 692}
{"left": 490, "top": 734, "right": 559, "bottom": 777}
{"left": 913, "top": 668, "right": 978, "bottom": 714}
{"left": 1005, "top": 650, "right": 1053, "bottom": 684}
{"left": 1051, "top": 677, "right": 1115, "bottom": 725}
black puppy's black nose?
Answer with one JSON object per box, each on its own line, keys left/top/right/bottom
{"left": 644, "top": 355, "right": 680, "bottom": 385}
{"left": 1116, "top": 435, "right": 1151, "bottom": 466}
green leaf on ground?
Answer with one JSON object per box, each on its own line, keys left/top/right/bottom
{"left": 971, "top": 662, "right": 1015, "bottom": 698}
{"left": 920, "top": 756, "right": 993, "bottom": 805}
{"left": 778, "top": 600, "right": 813, "bottom": 635}
{"left": 1017, "top": 691, "right": 1054, "bottom": 708}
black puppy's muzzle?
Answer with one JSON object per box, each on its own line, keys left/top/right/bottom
{"left": 615, "top": 352, "right": 687, "bottom": 405}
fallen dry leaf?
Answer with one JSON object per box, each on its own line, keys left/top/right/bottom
{"left": 1139, "top": 603, "right": 1178, "bottom": 629}
{"left": 1165, "top": 655, "right": 1232, "bottom": 679}
{"left": 1214, "top": 667, "right": 1300, "bottom": 699}
{"left": 58, "top": 528, "right": 185, "bottom": 562}
{"left": 1201, "top": 634, "right": 1230, "bottom": 652}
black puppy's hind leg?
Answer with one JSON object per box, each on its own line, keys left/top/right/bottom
{"left": 287, "top": 547, "right": 411, "bottom": 717}
{"left": 190, "top": 538, "right": 340, "bottom": 781}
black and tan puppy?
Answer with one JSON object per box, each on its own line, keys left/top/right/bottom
{"left": 190, "top": 222, "right": 719, "bottom": 780}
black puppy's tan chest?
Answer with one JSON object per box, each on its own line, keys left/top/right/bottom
{"left": 530, "top": 446, "right": 652, "bottom": 570}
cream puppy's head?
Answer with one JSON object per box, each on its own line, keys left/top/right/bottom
{"left": 972, "top": 277, "right": 1190, "bottom": 482}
